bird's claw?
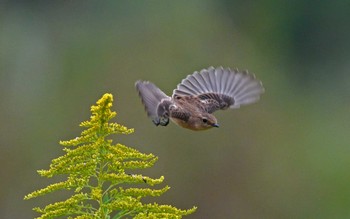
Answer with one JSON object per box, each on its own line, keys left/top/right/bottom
{"left": 152, "top": 117, "right": 169, "bottom": 126}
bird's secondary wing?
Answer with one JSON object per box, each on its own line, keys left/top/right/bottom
{"left": 136, "top": 81, "right": 172, "bottom": 125}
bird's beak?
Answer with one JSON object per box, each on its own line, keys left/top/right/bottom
{"left": 212, "top": 123, "right": 219, "bottom": 128}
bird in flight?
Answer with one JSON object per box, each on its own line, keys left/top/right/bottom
{"left": 135, "top": 66, "right": 264, "bottom": 131}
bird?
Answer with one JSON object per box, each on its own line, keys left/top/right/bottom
{"left": 135, "top": 66, "right": 264, "bottom": 131}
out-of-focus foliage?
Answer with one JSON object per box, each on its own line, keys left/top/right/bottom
{"left": 1, "top": 1, "right": 350, "bottom": 218}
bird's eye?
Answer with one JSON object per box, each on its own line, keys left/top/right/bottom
{"left": 202, "top": 118, "right": 208, "bottom": 123}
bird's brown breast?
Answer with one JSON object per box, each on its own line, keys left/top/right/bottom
{"left": 170, "top": 117, "right": 213, "bottom": 131}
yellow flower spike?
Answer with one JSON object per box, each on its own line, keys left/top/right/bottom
{"left": 91, "top": 187, "right": 103, "bottom": 200}
{"left": 25, "top": 93, "right": 196, "bottom": 218}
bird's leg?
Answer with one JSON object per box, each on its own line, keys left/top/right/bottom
{"left": 155, "top": 99, "right": 172, "bottom": 126}
{"left": 152, "top": 116, "right": 169, "bottom": 126}
{"left": 159, "top": 117, "right": 170, "bottom": 126}
{"left": 152, "top": 118, "right": 160, "bottom": 126}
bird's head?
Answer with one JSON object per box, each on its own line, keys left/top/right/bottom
{"left": 191, "top": 113, "right": 219, "bottom": 130}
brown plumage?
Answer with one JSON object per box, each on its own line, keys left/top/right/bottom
{"left": 135, "top": 66, "right": 264, "bottom": 131}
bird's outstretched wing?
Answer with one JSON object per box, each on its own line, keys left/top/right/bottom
{"left": 135, "top": 81, "right": 172, "bottom": 126}
{"left": 172, "top": 66, "right": 264, "bottom": 113}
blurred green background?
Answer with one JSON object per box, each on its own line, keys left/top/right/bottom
{"left": 1, "top": 1, "right": 350, "bottom": 218}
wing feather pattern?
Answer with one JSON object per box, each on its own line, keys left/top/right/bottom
{"left": 173, "top": 66, "right": 264, "bottom": 112}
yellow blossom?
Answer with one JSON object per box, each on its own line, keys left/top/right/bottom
{"left": 25, "top": 93, "right": 196, "bottom": 218}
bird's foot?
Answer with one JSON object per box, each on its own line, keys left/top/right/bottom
{"left": 152, "top": 117, "right": 169, "bottom": 126}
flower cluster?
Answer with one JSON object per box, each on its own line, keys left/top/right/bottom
{"left": 25, "top": 93, "right": 196, "bottom": 218}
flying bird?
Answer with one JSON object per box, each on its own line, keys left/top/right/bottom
{"left": 135, "top": 66, "right": 264, "bottom": 131}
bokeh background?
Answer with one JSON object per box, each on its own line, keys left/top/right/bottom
{"left": 1, "top": 1, "right": 350, "bottom": 218}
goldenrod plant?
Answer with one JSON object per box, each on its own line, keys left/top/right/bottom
{"left": 25, "top": 93, "right": 196, "bottom": 219}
